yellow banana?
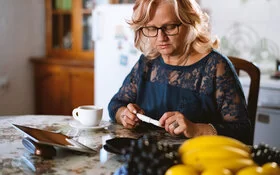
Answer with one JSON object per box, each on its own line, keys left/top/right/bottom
{"left": 204, "top": 158, "right": 256, "bottom": 172}
{"left": 206, "top": 158, "right": 256, "bottom": 172}
{"left": 182, "top": 145, "right": 251, "bottom": 166}
{"left": 179, "top": 135, "right": 251, "bottom": 155}
{"left": 184, "top": 158, "right": 256, "bottom": 172}
{"left": 236, "top": 166, "right": 263, "bottom": 175}
{"left": 262, "top": 162, "right": 280, "bottom": 175}
{"left": 165, "top": 164, "right": 199, "bottom": 175}
{"left": 202, "top": 168, "right": 233, "bottom": 175}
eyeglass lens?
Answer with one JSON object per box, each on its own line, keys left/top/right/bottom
{"left": 141, "top": 23, "right": 181, "bottom": 37}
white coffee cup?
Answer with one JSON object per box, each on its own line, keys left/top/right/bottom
{"left": 72, "top": 105, "right": 103, "bottom": 126}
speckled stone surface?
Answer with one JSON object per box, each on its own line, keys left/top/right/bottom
{"left": 0, "top": 115, "right": 186, "bottom": 175}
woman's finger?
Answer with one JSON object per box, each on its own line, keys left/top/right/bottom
{"left": 121, "top": 114, "right": 137, "bottom": 128}
{"left": 167, "top": 120, "right": 179, "bottom": 135}
{"left": 173, "top": 117, "right": 189, "bottom": 135}
{"left": 127, "top": 103, "right": 143, "bottom": 114}
{"left": 164, "top": 113, "right": 177, "bottom": 132}
{"left": 172, "top": 121, "right": 180, "bottom": 128}
{"left": 159, "top": 112, "right": 175, "bottom": 125}
{"left": 174, "top": 124, "right": 186, "bottom": 135}
{"left": 163, "top": 112, "right": 186, "bottom": 135}
{"left": 127, "top": 103, "right": 142, "bottom": 121}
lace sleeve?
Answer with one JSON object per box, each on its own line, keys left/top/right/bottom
{"left": 212, "top": 58, "right": 252, "bottom": 144}
{"left": 108, "top": 55, "right": 145, "bottom": 122}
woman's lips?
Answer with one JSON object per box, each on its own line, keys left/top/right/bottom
{"left": 158, "top": 44, "right": 170, "bottom": 49}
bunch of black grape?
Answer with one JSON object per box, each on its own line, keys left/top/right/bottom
{"left": 122, "top": 134, "right": 180, "bottom": 175}
{"left": 251, "top": 143, "right": 280, "bottom": 166}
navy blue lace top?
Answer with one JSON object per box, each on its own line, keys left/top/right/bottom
{"left": 108, "top": 50, "right": 251, "bottom": 143}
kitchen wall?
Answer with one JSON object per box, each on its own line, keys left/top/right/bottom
{"left": 0, "top": 0, "right": 45, "bottom": 115}
{"left": 200, "top": 0, "right": 280, "bottom": 74}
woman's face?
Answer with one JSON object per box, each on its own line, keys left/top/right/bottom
{"left": 145, "top": 2, "right": 189, "bottom": 58}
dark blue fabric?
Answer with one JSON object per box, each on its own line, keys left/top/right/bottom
{"left": 108, "top": 50, "right": 251, "bottom": 144}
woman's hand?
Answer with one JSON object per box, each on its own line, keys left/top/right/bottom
{"left": 116, "top": 103, "right": 144, "bottom": 129}
{"left": 159, "top": 111, "right": 196, "bottom": 138}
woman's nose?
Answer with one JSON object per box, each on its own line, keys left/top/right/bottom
{"left": 157, "top": 29, "right": 168, "bottom": 40}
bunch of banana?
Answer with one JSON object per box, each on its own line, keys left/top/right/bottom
{"left": 236, "top": 162, "right": 280, "bottom": 175}
{"left": 179, "top": 135, "right": 255, "bottom": 173}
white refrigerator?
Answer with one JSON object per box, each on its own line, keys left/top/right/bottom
{"left": 92, "top": 4, "right": 141, "bottom": 121}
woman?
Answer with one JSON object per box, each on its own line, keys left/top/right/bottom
{"left": 108, "top": 0, "right": 251, "bottom": 144}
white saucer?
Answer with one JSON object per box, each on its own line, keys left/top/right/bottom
{"left": 69, "top": 120, "right": 110, "bottom": 130}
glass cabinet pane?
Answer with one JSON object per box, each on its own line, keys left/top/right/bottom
{"left": 83, "top": 0, "right": 93, "bottom": 9}
{"left": 52, "top": 14, "right": 60, "bottom": 49}
{"left": 83, "top": 0, "right": 111, "bottom": 8}
{"left": 82, "top": 14, "right": 92, "bottom": 50}
{"left": 63, "top": 14, "right": 72, "bottom": 49}
{"left": 53, "top": 0, "right": 72, "bottom": 10}
{"left": 52, "top": 14, "right": 72, "bottom": 50}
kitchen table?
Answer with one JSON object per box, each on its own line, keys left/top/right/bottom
{"left": 0, "top": 115, "right": 186, "bottom": 175}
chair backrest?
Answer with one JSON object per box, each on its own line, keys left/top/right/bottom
{"left": 228, "top": 56, "right": 261, "bottom": 145}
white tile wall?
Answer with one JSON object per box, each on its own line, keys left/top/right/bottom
{"left": 201, "top": 0, "right": 280, "bottom": 74}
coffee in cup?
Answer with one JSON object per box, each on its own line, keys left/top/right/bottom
{"left": 72, "top": 105, "right": 103, "bottom": 126}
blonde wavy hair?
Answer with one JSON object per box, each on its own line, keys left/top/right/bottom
{"left": 128, "top": 0, "right": 219, "bottom": 59}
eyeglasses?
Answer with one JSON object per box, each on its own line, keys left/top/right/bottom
{"left": 140, "top": 23, "right": 182, "bottom": 37}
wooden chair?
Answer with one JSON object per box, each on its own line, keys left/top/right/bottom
{"left": 228, "top": 56, "right": 261, "bottom": 145}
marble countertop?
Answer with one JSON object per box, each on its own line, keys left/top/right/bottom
{"left": 0, "top": 115, "right": 185, "bottom": 175}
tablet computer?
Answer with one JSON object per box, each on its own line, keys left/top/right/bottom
{"left": 12, "top": 124, "right": 96, "bottom": 154}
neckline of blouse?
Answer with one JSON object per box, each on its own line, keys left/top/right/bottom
{"left": 157, "top": 50, "right": 214, "bottom": 70}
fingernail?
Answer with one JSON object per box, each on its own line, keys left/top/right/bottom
{"left": 133, "top": 110, "right": 137, "bottom": 114}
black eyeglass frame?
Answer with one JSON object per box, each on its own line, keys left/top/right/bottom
{"left": 140, "top": 23, "right": 183, "bottom": 37}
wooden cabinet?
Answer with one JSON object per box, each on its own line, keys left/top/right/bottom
{"left": 45, "top": 0, "right": 94, "bottom": 60}
{"left": 31, "top": 0, "right": 95, "bottom": 115}
{"left": 31, "top": 58, "right": 94, "bottom": 115}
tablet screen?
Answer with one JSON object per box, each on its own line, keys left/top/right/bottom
{"left": 12, "top": 124, "right": 97, "bottom": 154}
{"left": 12, "top": 124, "right": 71, "bottom": 146}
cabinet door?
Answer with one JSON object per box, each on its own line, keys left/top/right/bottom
{"left": 79, "top": 0, "right": 94, "bottom": 57}
{"left": 68, "top": 67, "right": 94, "bottom": 113}
{"left": 45, "top": 0, "right": 94, "bottom": 60}
{"left": 34, "top": 64, "right": 68, "bottom": 115}
{"left": 46, "top": 0, "right": 73, "bottom": 56}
